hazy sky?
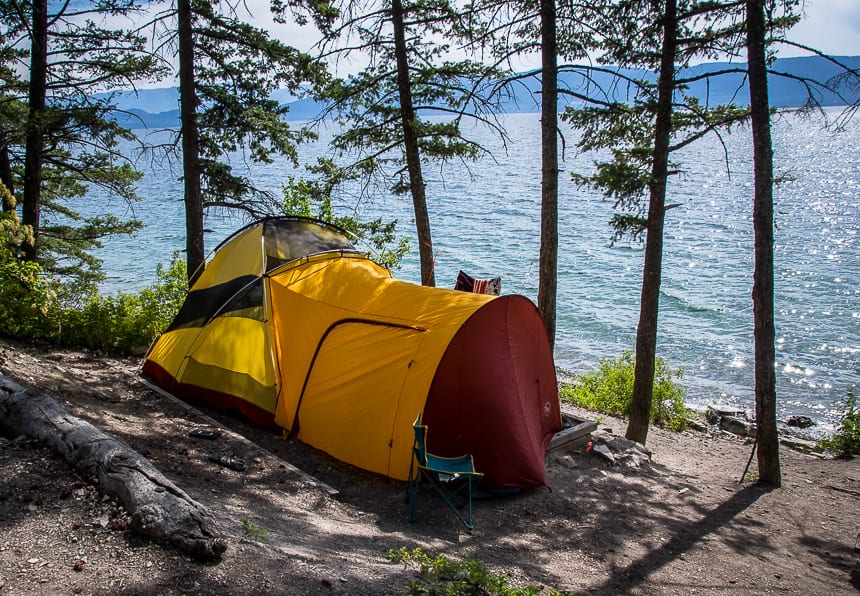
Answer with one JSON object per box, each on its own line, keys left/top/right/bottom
{"left": 255, "top": 0, "right": 860, "bottom": 64}
{"left": 68, "top": 0, "right": 860, "bottom": 89}
{"left": 788, "top": 0, "right": 860, "bottom": 57}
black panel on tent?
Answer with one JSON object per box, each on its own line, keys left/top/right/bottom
{"left": 167, "top": 274, "right": 259, "bottom": 331}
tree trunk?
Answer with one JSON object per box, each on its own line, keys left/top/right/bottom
{"left": 0, "top": 375, "right": 226, "bottom": 561}
{"left": 178, "top": 0, "right": 205, "bottom": 283}
{"left": 626, "top": 0, "right": 677, "bottom": 445}
{"left": 0, "top": 127, "right": 14, "bottom": 209}
{"left": 391, "top": 0, "right": 435, "bottom": 287}
{"left": 746, "top": 0, "right": 781, "bottom": 486}
{"left": 538, "top": 0, "right": 558, "bottom": 347}
{"left": 21, "top": 0, "right": 48, "bottom": 261}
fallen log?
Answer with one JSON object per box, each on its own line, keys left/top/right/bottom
{"left": 0, "top": 374, "right": 226, "bottom": 562}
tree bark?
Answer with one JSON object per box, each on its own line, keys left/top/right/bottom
{"left": 391, "top": 0, "right": 435, "bottom": 287}
{"left": 178, "top": 0, "right": 205, "bottom": 283}
{"left": 22, "top": 0, "right": 48, "bottom": 261}
{"left": 626, "top": 0, "right": 677, "bottom": 445}
{"left": 746, "top": 0, "right": 781, "bottom": 486}
{"left": 0, "top": 374, "right": 226, "bottom": 561}
{"left": 0, "top": 126, "right": 14, "bottom": 209}
{"left": 538, "top": 0, "right": 558, "bottom": 347}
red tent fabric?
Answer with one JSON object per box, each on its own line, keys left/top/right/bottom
{"left": 423, "top": 295, "right": 560, "bottom": 488}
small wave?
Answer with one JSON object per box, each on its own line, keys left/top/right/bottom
{"left": 782, "top": 363, "right": 816, "bottom": 377}
{"left": 658, "top": 288, "right": 724, "bottom": 314}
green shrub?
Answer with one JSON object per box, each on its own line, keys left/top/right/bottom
{"left": 241, "top": 518, "right": 267, "bottom": 543}
{"left": 282, "top": 169, "right": 410, "bottom": 270}
{"left": 387, "top": 547, "right": 564, "bottom": 595}
{"left": 0, "top": 252, "right": 187, "bottom": 354}
{"left": 559, "top": 351, "right": 693, "bottom": 432}
{"left": 57, "top": 255, "right": 187, "bottom": 352}
{"left": 0, "top": 258, "right": 58, "bottom": 339}
{"left": 817, "top": 389, "right": 860, "bottom": 457}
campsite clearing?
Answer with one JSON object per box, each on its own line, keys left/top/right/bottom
{"left": 1, "top": 339, "right": 859, "bottom": 594}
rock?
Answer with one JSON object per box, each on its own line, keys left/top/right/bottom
{"left": 719, "top": 416, "right": 755, "bottom": 437}
{"left": 555, "top": 454, "right": 578, "bottom": 469}
{"left": 614, "top": 451, "right": 651, "bottom": 469}
{"left": 786, "top": 415, "right": 815, "bottom": 429}
{"left": 706, "top": 406, "right": 755, "bottom": 424}
{"left": 592, "top": 430, "right": 651, "bottom": 456}
{"left": 687, "top": 419, "right": 709, "bottom": 433}
{"left": 586, "top": 430, "right": 652, "bottom": 468}
{"left": 779, "top": 436, "right": 819, "bottom": 454}
{"left": 592, "top": 444, "right": 615, "bottom": 464}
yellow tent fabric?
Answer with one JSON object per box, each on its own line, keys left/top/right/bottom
{"left": 268, "top": 255, "right": 493, "bottom": 479}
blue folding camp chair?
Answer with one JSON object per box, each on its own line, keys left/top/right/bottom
{"left": 406, "top": 414, "right": 484, "bottom": 531}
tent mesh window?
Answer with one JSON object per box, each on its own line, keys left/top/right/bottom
{"left": 264, "top": 219, "right": 356, "bottom": 273}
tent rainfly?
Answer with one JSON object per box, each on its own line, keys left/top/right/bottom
{"left": 143, "top": 217, "right": 562, "bottom": 488}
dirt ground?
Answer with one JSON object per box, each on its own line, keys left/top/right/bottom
{"left": 1, "top": 338, "right": 859, "bottom": 595}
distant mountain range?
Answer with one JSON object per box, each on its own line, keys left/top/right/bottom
{"left": 99, "top": 55, "right": 859, "bottom": 130}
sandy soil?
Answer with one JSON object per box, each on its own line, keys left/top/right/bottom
{"left": 1, "top": 338, "right": 859, "bottom": 595}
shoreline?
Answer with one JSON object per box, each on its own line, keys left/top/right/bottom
{"left": 556, "top": 364, "right": 842, "bottom": 441}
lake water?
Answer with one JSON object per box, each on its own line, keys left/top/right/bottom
{"left": 81, "top": 110, "right": 859, "bottom": 431}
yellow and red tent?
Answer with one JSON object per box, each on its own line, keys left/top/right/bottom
{"left": 143, "top": 217, "right": 561, "bottom": 488}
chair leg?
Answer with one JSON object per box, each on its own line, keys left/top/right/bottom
{"left": 407, "top": 472, "right": 477, "bottom": 532}
{"left": 431, "top": 478, "right": 475, "bottom": 532}
{"left": 407, "top": 479, "right": 420, "bottom": 523}
{"left": 464, "top": 479, "right": 474, "bottom": 531}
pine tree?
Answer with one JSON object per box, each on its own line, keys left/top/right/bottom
{"left": 562, "top": 0, "right": 762, "bottom": 444}
{"left": 312, "top": 0, "right": 507, "bottom": 286}
{"left": 0, "top": 0, "right": 162, "bottom": 288}
{"left": 144, "top": 0, "right": 330, "bottom": 280}
{"left": 456, "top": 0, "right": 599, "bottom": 343}
{"left": 746, "top": 0, "right": 781, "bottom": 486}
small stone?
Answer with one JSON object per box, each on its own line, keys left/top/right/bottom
{"left": 592, "top": 444, "right": 615, "bottom": 464}
{"left": 557, "top": 454, "right": 578, "bottom": 469}
{"left": 720, "top": 416, "right": 753, "bottom": 437}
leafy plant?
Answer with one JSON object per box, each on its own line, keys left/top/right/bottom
{"left": 0, "top": 235, "right": 187, "bottom": 354}
{"left": 386, "top": 547, "right": 565, "bottom": 595}
{"left": 559, "top": 351, "right": 694, "bottom": 432}
{"left": 0, "top": 257, "right": 58, "bottom": 339}
{"left": 242, "top": 518, "right": 267, "bottom": 543}
{"left": 817, "top": 388, "right": 860, "bottom": 457}
{"left": 54, "top": 254, "right": 188, "bottom": 353}
{"left": 282, "top": 160, "right": 410, "bottom": 270}
{"left": 0, "top": 204, "right": 57, "bottom": 339}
